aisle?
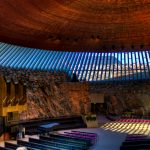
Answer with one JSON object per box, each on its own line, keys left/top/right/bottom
{"left": 58, "top": 128, "right": 126, "bottom": 150}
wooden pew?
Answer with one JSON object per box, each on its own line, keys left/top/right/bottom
{"left": 40, "top": 135, "right": 87, "bottom": 150}
{"left": 122, "top": 139, "right": 150, "bottom": 145}
{"left": 48, "top": 133, "right": 91, "bottom": 146}
{"left": 17, "top": 140, "right": 66, "bottom": 150}
{"left": 29, "top": 138, "right": 82, "bottom": 150}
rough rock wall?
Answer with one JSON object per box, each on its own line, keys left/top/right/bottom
{"left": 0, "top": 68, "right": 90, "bottom": 120}
{"left": 20, "top": 80, "right": 90, "bottom": 120}
{"left": 90, "top": 81, "right": 150, "bottom": 115}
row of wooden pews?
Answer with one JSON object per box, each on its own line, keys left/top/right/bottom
{"left": 0, "top": 130, "right": 97, "bottom": 150}
{"left": 116, "top": 119, "right": 150, "bottom": 123}
{"left": 120, "top": 134, "right": 150, "bottom": 150}
{"left": 23, "top": 116, "right": 86, "bottom": 135}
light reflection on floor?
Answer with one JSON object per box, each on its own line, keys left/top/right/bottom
{"left": 101, "top": 121, "right": 150, "bottom": 136}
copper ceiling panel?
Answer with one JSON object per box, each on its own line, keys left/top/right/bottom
{"left": 0, "top": 0, "right": 150, "bottom": 52}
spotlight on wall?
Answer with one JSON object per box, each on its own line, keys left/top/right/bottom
{"left": 131, "top": 45, "right": 134, "bottom": 49}
{"left": 140, "top": 44, "right": 144, "bottom": 49}
{"left": 97, "top": 36, "right": 100, "bottom": 39}
{"left": 121, "top": 45, "right": 124, "bottom": 50}
{"left": 49, "top": 35, "right": 53, "bottom": 39}
{"left": 112, "top": 45, "right": 115, "bottom": 50}
{"left": 102, "top": 45, "right": 106, "bottom": 50}
{"left": 91, "top": 35, "right": 95, "bottom": 39}
{"left": 74, "top": 38, "right": 78, "bottom": 42}
{"left": 57, "top": 37, "right": 62, "bottom": 40}
{"left": 66, "top": 37, "right": 70, "bottom": 41}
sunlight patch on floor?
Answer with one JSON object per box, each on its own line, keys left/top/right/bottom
{"left": 101, "top": 122, "right": 150, "bottom": 136}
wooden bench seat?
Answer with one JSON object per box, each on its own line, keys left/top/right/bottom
{"left": 40, "top": 135, "right": 87, "bottom": 149}
{"left": 29, "top": 138, "right": 83, "bottom": 150}
{"left": 17, "top": 140, "right": 62, "bottom": 150}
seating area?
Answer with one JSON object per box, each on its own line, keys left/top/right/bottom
{"left": 99, "top": 118, "right": 150, "bottom": 149}
{"left": 0, "top": 115, "right": 150, "bottom": 150}
{"left": 115, "top": 119, "right": 150, "bottom": 123}
{"left": 18, "top": 115, "right": 86, "bottom": 135}
{"left": 0, "top": 130, "right": 98, "bottom": 150}
{"left": 120, "top": 134, "right": 150, "bottom": 150}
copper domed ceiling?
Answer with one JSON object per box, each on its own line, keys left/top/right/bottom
{"left": 0, "top": 0, "right": 150, "bottom": 52}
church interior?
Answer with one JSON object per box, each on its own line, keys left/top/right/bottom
{"left": 0, "top": 0, "right": 150, "bottom": 150}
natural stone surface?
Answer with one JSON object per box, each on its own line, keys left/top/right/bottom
{"left": 20, "top": 82, "right": 90, "bottom": 120}
{"left": 90, "top": 81, "right": 150, "bottom": 116}
{"left": 0, "top": 68, "right": 90, "bottom": 120}
{"left": 0, "top": 68, "right": 67, "bottom": 84}
{"left": 1, "top": 68, "right": 149, "bottom": 120}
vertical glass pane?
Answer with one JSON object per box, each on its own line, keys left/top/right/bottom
{"left": 0, "top": 42, "right": 150, "bottom": 82}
